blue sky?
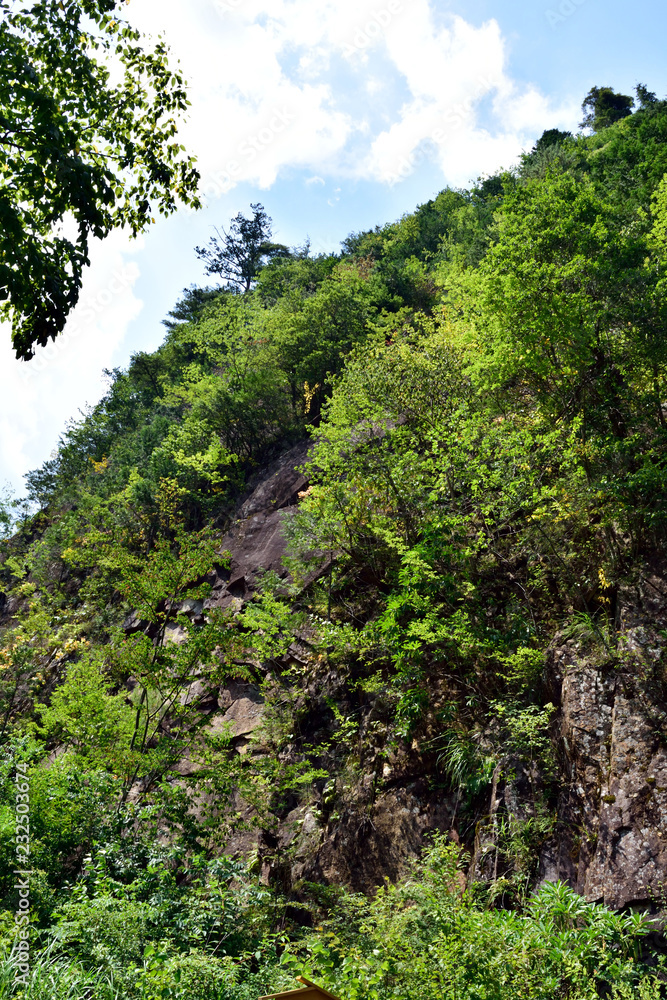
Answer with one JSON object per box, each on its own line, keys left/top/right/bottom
{"left": 2, "top": 0, "right": 666, "bottom": 494}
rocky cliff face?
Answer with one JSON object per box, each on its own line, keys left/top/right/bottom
{"left": 6, "top": 439, "right": 643, "bottom": 910}
{"left": 185, "top": 443, "right": 667, "bottom": 911}
{"left": 204, "top": 440, "right": 310, "bottom": 612}
{"left": 172, "top": 440, "right": 461, "bottom": 894}
{"left": 4, "top": 440, "right": 665, "bottom": 910}
{"left": 539, "top": 567, "right": 667, "bottom": 910}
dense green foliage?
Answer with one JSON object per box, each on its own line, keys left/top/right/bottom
{"left": 2, "top": 90, "right": 667, "bottom": 997}
{"left": 0, "top": 0, "right": 200, "bottom": 359}
{"left": 580, "top": 85, "right": 635, "bottom": 131}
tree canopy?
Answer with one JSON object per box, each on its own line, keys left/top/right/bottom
{"left": 0, "top": 0, "right": 200, "bottom": 360}
{"left": 580, "top": 85, "right": 634, "bottom": 131}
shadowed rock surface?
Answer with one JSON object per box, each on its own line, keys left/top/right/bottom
{"left": 204, "top": 441, "right": 311, "bottom": 610}
{"left": 538, "top": 566, "right": 667, "bottom": 909}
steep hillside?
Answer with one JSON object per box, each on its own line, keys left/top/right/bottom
{"left": 2, "top": 88, "right": 667, "bottom": 999}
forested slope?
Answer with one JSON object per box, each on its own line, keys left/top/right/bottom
{"left": 2, "top": 88, "right": 667, "bottom": 998}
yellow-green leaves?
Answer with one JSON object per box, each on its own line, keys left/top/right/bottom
{"left": 35, "top": 653, "right": 134, "bottom": 767}
{"left": 649, "top": 173, "right": 667, "bottom": 260}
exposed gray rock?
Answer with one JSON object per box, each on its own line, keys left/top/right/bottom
{"left": 294, "top": 777, "right": 456, "bottom": 893}
{"left": 240, "top": 441, "right": 310, "bottom": 519}
{"left": 204, "top": 440, "right": 312, "bottom": 611}
{"left": 207, "top": 681, "right": 265, "bottom": 756}
{"left": 178, "top": 678, "right": 218, "bottom": 711}
{"left": 585, "top": 689, "right": 667, "bottom": 907}
{"left": 539, "top": 566, "right": 667, "bottom": 909}
{"left": 177, "top": 598, "right": 205, "bottom": 622}
{"left": 163, "top": 623, "right": 188, "bottom": 645}
{"left": 215, "top": 508, "right": 290, "bottom": 602}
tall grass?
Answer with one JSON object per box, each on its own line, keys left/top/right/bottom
{"left": 0, "top": 944, "right": 120, "bottom": 1000}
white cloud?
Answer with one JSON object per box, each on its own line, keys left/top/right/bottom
{"left": 0, "top": 231, "right": 143, "bottom": 494}
{"left": 364, "top": 9, "right": 577, "bottom": 186}
{"left": 125, "top": 0, "right": 358, "bottom": 197}
{"left": 122, "top": 0, "right": 578, "bottom": 193}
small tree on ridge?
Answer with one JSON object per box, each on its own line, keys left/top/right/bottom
{"left": 195, "top": 204, "right": 289, "bottom": 293}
